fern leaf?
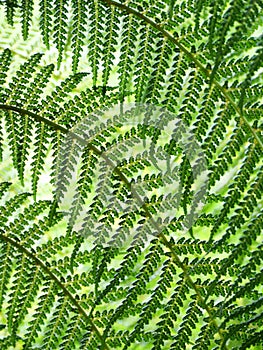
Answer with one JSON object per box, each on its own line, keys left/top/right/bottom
{"left": 134, "top": 24, "right": 154, "bottom": 102}
{"left": 0, "top": 48, "right": 11, "bottom": 88}
{"left": 102, "top": 5, "right": 119, "bottom": 90}
{"left": 118, "top": 14, "right": 137, "bottom": 102}
{"left": 0, "top": 48, "right": 12, "bottom": 160}
{"left": 39, "top": 0, "right": 53, "bottom": 48}
{"left": 0, "top": 0, "right": 262, "bottom": 347}
{"left": 53, "top": 0, "right": 69, "bottom": 69}
{"left": 30, "top": 65, "right": 55, "bottom": 198}
{"left": 0, "top": 181, "right": 11, "bottom": 199}
{"left": 3, "top": 0, "right": 19, "bottom": 25}
{"left": 144, "top": 36, "right": 171, "bottom": 104}
{"left": 4, "top": 53, "right": 43, "bottom": 183}
{"left": 67, "top": 148, "right": 97, "bottom": 233}
{"left": 71, "top": 0, "right": 87, "bottom": 73}
{"left": 21, "top": 0, "right": 34, "bottom": 40}
{"left": 87, "top": 0, "right": 105, "bottom": 87}
{"left": 0, "top": 240, "right": 14, "bottom": 311}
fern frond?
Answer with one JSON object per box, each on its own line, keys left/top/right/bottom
{"left": 0, "top": 191, "right": 31, "bottom": 313}
{"left": 239, "top": 37, "right": 263, "bottom": 111}
{"left": 194, "top": 0, "right": 262, "bottom": 84}
{"left": 71, "top": 0, "right": 87, "bottom": 73}
{"left": 3, "top": 0, "right": 19, "bottom": 25}
{"left": 3, "top": 53, "right": 43, "bottom": 183}
{"left": 118, "top": 13, "right": 137, "bottom": 102}
{"left": 0, "top": 181, "right": 11, "bottom": 198}
{"left": 0, "top": 0, "right": 262, "bottom": 348}
{"left": 39, "top": 0, "right": 53, "bottom": 48}
{"left": 134, "top": 24, "right": 154, "bottom": 102}
{"left": 0, "top": 190, "right": 109, "bottom": 349}
{"left": 21, "top": 0, "right": 34, "bottom": 40}
{"left": 102, "top": 5, "right": 119, "bottom": 90}
{"left": 144, "top": 36, "right": 171, "bottom": 104}
{"left": 53, "top": 0, "right": 69, "bottom": 69}
{"left": 0, "top": 48, "right": 11, "bottom": 87}
{"left": 87, "top": 0, "right": 105, "bottom": 87}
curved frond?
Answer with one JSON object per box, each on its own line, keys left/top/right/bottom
{"left": 0, "top": 0, "right": 262, "bottom": 348}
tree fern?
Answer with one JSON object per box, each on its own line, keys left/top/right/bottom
{"left": 0, "top": 0, "right": 262, "bottom": 349}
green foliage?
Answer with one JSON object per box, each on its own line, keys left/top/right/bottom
{"left": 0, "top": 0, "right": 262, "bottom": 349}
